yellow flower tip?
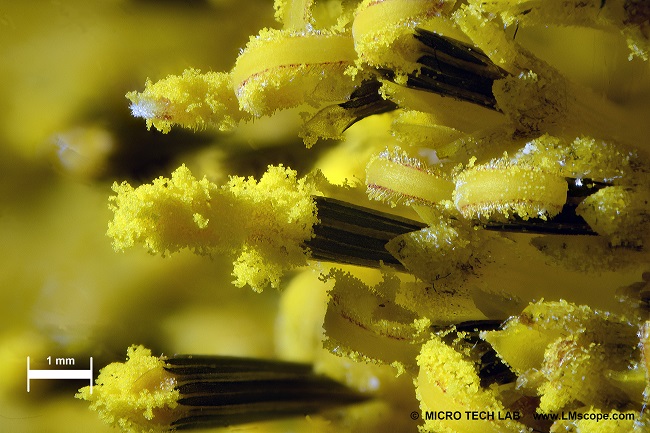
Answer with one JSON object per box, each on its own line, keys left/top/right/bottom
{"left": 126, "top": 86, "right": 173, "bottom": 134}
{"left": 126, "top": 69, "right": 245, "bottom": 134}
{"left": 76, "top": 345, "right": 180, "bottom": 433}
{"left": 107, "top": 164, "right": 321, "bottom": 291}
{"left": 127, "top": 88, "right": 164, "bottom": 120}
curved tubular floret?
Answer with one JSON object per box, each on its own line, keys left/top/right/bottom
{"left": 454, "top": 161, "right": 568, "bottom": 221}
{"left": 232, "top": 28, "right": 360, "bottom": 117}
{"left": 366, "top": 147, "right": 454, "bottom": 207}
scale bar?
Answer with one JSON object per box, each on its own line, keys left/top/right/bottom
{"left": 27, "top": 357, "right": 93, "bottom": 393}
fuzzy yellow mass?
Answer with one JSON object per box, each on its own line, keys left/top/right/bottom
{"left": 107, "top": 164, "right": 321, "bottom": 291}
{"left": 76, "top": 345, "right": 179, "bottom": 433}
{"left": 126, "top": 68, "right": 246, "bottom": 134}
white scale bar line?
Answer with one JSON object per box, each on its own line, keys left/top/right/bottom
{"left": 29, "top": 369, "right": 93, "bottom": 379}
{"left": 27, "top": 357, "right": 93, "bottom": 393}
